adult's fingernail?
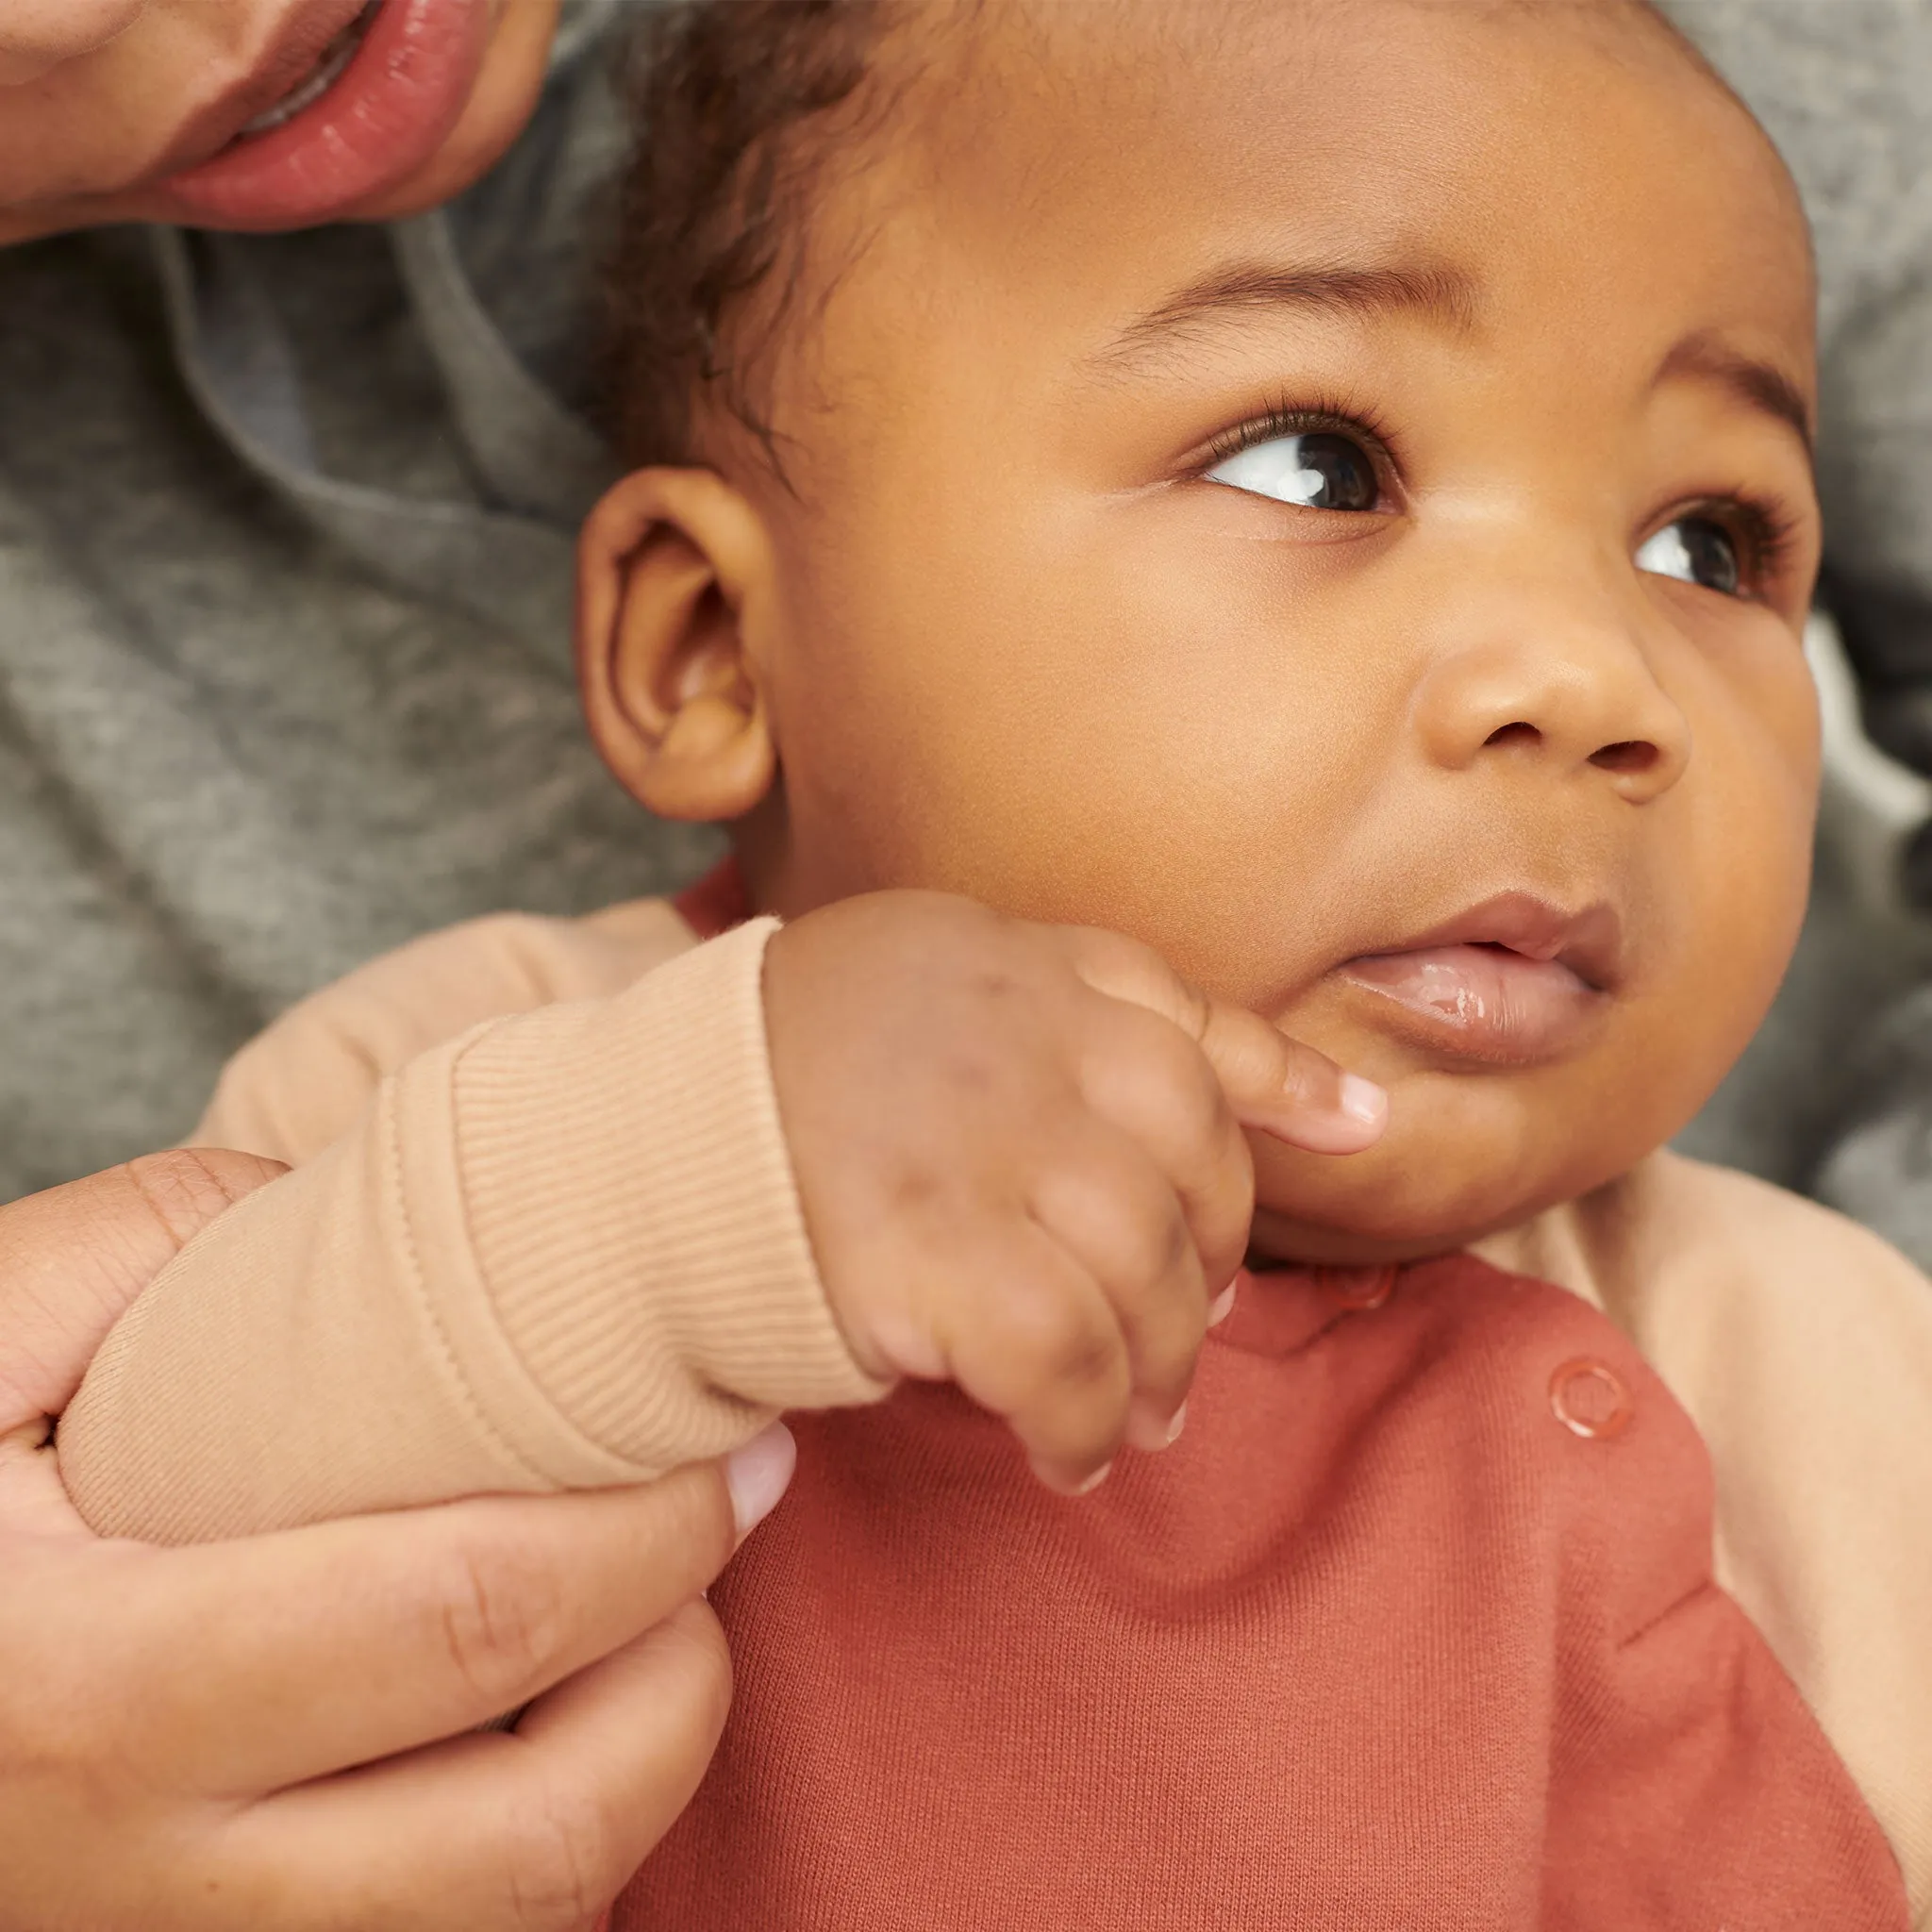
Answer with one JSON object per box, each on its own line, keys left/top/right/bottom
{"left": 1338, "top": 1073, "right": 1389, "bottom": 1128}
{"left": 724, "top": 1423, "right": 797, "bottom": 1541}
{"left": 1208, "top": 1280, "right": 1238, "bottom": 1327}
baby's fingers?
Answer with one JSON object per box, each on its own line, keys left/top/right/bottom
{"left": 1074, "top": 1002, "right": 1253, "bottom": 1305}
{"left": 1192, "top": 1001, "right": 1388, "bottom": 1154}
{"left": 1061, "top": 927, "right": 1387, "bottom": 1155}
{"left": 939, "top": 1223, "right": 1135, "bottom": 1495}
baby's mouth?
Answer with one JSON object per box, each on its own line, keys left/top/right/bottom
{"left": 1335, "top": 892, "right": 1621, "bottom": 1066}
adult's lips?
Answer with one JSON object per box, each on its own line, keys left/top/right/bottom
{"left": 233, "top": 3, "right": 382, "bottom": 139}
{"left": 136, "top": 0, "right": 380, "bottom": 175}
{"left": 1335, "top": 891, "right": 1624, "bottom": 1066}
{"left": 156, "top": 0, "right": 493, "bottom": 228}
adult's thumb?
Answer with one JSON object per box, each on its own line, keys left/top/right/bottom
{"left": 0, "top": 1148, "right": 286, "bottom": 1421}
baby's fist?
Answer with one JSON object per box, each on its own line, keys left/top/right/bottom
{"left": 762, "top": 893, "right": 1385, "bottom": 1493}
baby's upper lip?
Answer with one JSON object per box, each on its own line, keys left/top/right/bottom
{"left": 1348, "top": 891, "right": 1625, "bottom": 991}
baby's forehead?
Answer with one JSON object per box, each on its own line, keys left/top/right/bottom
{"left": 908, "top": 0, "right": 1740, "bottom": 149}
{"left": 816, "top": 0, "right": 1810, "bottom": 391}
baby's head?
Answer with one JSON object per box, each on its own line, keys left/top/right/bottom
{"left": 578, "top": 0, "right": 1821, "bottom": 1264}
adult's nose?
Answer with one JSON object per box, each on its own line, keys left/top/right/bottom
{"left": 1410, "top": 588, "right": 1692, "bottom": 807}
{"left": 0, "top": 0, "right": 148, "bottom": 85}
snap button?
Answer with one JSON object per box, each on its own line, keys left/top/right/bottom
{"left": 1548, "top": 1357, "right": 1632, "bottom": 1440}
{"left": 1313, "top": 1263, "right": 1396, "bottom": 1311}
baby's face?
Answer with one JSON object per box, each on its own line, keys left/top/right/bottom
{"left": 733, "top": 0, "right": 1821, "bottom": 1262}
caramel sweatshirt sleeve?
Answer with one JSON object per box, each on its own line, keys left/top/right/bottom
{"left": 58, "top": 908, "right": 891, "bottom": 1543}
{"left": 191, "top": 895, "right": 714, "bottom": 1165}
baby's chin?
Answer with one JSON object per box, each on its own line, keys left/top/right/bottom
{"left": 1241, "top": 1077, "right": 1669, "bottom": 1268}
{"left": 1244, "top": 1191, "right": 1510, "bottom": 1270}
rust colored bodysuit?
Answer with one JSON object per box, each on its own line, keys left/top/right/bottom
{"left": 619, "top": 1255, "right": 1907, "bottom": 1929}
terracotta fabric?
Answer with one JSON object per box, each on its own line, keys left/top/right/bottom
{"left": 671, "top": 851, "right": 752, "bottom": 936}
{"left": 619, "top": 1255, "right": 1907, "bottom": 1930}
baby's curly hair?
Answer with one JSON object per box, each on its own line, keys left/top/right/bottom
{"left": 603, "top": 0, "right": 892, "bottom": 473}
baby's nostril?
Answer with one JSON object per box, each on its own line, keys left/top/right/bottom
{"left": 1590, "top": 740, "right": 1658, "bottom": 774}
{"left": 1484, "top": 722, "right": 1541, "bottom": 751}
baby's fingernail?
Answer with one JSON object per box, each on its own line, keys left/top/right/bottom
{"left": 1338, "top": 1073, "right": 1389, "bottom": 1128}
{"left": 1208, "top": 1280, "right": 1238, "bottom": 1327}
{"left": 1162, "top": 1403, "right": 1187, "bottom": 1445}
{"left": 1074, "top": 1459, "right": 1113, "bottom": 1495}
{"left": 724, "top": 1423, "right": 797, "bottom": 1541}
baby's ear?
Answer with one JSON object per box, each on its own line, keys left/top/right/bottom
{"left": 576, "top": 468, "right": 779, "bottom": 823}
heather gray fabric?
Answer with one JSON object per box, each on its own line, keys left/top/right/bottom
{"left": 0, "top": 1, "right": 716, "bottom": 1197}
{"left": 1662, "top": 3, "right": 1932, "bottom": 1261}
{"left": 1675, "top": 5, "right": 1932, "bottom": 774}
{"left": 2, "top": 1, "right": 1931, "bottom": 1238}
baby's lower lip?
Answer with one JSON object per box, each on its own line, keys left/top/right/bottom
{"left": 1338, "top": 943, "right": 1605, "bottom": 1064}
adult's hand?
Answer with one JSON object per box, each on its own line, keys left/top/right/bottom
{"left": 0, "top": 1150, "right": 793, "bottom": 1932}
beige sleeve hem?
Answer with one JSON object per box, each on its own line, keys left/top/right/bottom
{"left": 60, "top": 918, "right": 891, "bottom": 1541}
{"left": 452, "top": 917, "right": 887, "bottom": 1466}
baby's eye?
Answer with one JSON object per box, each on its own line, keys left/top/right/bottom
{"left": 1635, "top": 516, "right": 1740, "bottom": 597}
{"left": 1206, "top": 431, "right": 1378, "bottom": 512}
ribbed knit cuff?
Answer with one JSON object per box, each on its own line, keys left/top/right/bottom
{"left": 409, "top": 918, "right": 890, "bottom": 1471}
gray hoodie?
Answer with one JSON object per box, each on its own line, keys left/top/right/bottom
{"left": 0, "top": 2, "right": 716, "bottom": 1196}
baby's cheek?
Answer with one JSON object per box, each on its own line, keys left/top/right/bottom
{"left": 1672, "top": 774, "right": 1813, "bottom": 1057}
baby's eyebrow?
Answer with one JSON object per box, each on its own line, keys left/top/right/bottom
{"left": 1091, "top": 258, "right": 1482, "bottom": 370}
{"left": 1651, "top": 330, "right": 1815, "bottom": 461}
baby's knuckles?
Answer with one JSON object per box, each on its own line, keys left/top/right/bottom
{"left": 763, "top": 894, "right": 1234, "bottom": 1418}
{"left": 958, "top": 1251, "right": 1136, "bottom": 1426}
{"left": 763, "top": 895, "right": 1206, "bottom": 1241}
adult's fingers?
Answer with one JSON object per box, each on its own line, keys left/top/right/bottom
{"left": 211, "top": 1600, "right": 733, "bottom": 1932}
{"left": 1058, "top": 927, "right": 1388, "bottom": 1154}
{"left": 511, "top": 1595, "right": 731, "bottom": 1850}
{"left": 0, "top": 1148, "right": 285, "bottom": 1425}
{"left": 79, "top": 1431, "right": 788, "bottom": 1794}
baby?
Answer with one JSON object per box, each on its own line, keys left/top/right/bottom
{"left": 58, "top": 0, "right": 1932, "bottom": 1924}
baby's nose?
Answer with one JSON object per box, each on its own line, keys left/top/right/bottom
{"left": 1414, "top": 632, "right": 1691, "bottom": 805}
